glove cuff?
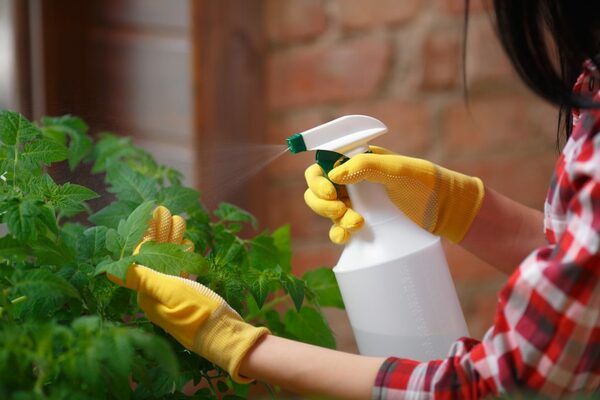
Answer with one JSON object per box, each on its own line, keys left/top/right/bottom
{"left": 194, "top": 308, "right": 270, "bottom": 383}
{"left": 436, "top": 173, "right": 485, "bottom": 243}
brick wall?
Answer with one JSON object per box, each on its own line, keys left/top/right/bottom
{"left": 263, "top": 0, "right": 558, "bottom": 352}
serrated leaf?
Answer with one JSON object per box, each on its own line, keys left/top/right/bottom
{"left": 5, "top": 199, "right": 39, "bottom": 241}
{"left": 249, "top": 234, "right": 279, "bottom": 271}
{"left": 0, "top": 110, "right": 40, "bottom": 145}
{"left": 77, "top": 226, "right": 109, "bottom": 263}
{"left": 106, "top": 162, "right": 157, "bottom": 203}
{"left": 11, "top": 269, "right": 81, "bottom": 319}
{"left": 42, "top": 115, "right": 92, "bottom": 170}
{"left": 94, "top": 256, "right": 135, "bottom": 280}
{"left": 215, "top": 203, "right": 257, "bottom": 228}
{"left": 158, "top": 185, "right": 200, "bottom": 215}
{"left": 284, "top": 306, "right": 336, "bottom": 349}
{"left": 281, "top": 273, "right": 305, "bottom": 312}
{"left": 249, "top": 271, "right": 274, "bottom": 309}
{"left": 105, "top": 228, "right": 122, "bottom": 255}
{"left": 0, "top": 235, "right": 27, "bottom": 260}
{"left": 31, "top": 236, "right": 74, "bottom": 266}
{"left": 89, "top": 201, "right": 137, "bottom": 229}
{"left": 91, "top": 133, "right": 136, "bottom": 173}
{"left": 302, "top": 268, "right": 344, "bottom": 309}
{"left": 116, "top": 201, "right": 155, "bottom": 256}
{"left": 21, "top": 139, "right": 68, "bottom": 166}
{"left": 54, "top": 183, "right": 98, "bottom": 205}
{"left": 135, "top": 242, "right": 208, "bottom": 276}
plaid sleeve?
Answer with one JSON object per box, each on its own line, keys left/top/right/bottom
{"left": 373, "top": 121, "right": 600, "bottom": 399}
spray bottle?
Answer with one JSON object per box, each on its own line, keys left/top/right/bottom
{"left": 287, "top": 115, "right": 469, "bottom": 360}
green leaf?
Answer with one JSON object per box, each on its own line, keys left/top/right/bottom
{"left": 284, "top": 306, "right": 336, "bottom": 349}
{"left": 21, "top": 139, "right": 68, "bottom": 166}
{"left": 135, "top": 242, "right": 208, "bottom": 276}
{"left": 158, "top": 185, "right": 200, "bottom": 215}
{"left": 54, "top": 183, "right": 98, "bottom": 207}
{"left": 249, "top": 234, "right": 279, "bottom": 271}
{"left": 106, "top": 161, "right": 158, "bottom": 203}
{"left": 0, "top": 235, "right": 27, "bottom": 260}
{"left": 281, "top": 273, "right": 305, "bottom": 312}
{"left": 105, "top": 228, "right": 122, "bottom": 255}
{"left": 31, "top": 236, "right": 74, "bottom": 266}
{"left": 91, "top": 133, "right": 136, "bottom": 173}
{"left": 116, "top": 201, "right": 155, "bottom": 256}
{"left": 215, "top": 203, "right": 257, "bottom": 228}
{"left": 0, "top": 110, "right": 40, "bottom": 145}
{"left": 77, "top": 226, "right": 109, "bottom": 263}
{"left": 272, "top": 225, "right": 292, "bottom": 273}
{"left": 249, "top": 270, "right": 274, "bottom": 309}
{"left": 303, "top": 268, "right": 344, "bottom": 308}
{"left": 94, "top": 256, "right": 135, "bottom": 280}
{"left": 42, "top": 115, "right": 92, "bottom": 170}
{"left": 89, "top": 201, "right": 137, "bottom": 229}
{"left": 11, "top": 269, "right": 81, "bottom": 319}
{"left": 5, "top": 199, "right": 39, "bottom": 241}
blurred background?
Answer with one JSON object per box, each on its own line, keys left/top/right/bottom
{"left": 1, "top": 0, "right": 557, "bottom": 353}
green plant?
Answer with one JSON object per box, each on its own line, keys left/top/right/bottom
{"left": 0, "top": 111, "right": 344, "bottom": 399}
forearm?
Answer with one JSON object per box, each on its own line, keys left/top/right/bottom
{"left": 460, "top": 187, "right": 546, "bottom": 275}
{"left": 240, "top": 334, "right": 385, "bottom": 399}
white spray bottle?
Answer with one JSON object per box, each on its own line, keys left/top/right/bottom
{"left": 287, "top": 115, "right": 469, "bottom": 360}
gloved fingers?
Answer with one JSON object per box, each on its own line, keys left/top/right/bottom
{"left": 328, "top": 153, "right": 404, "bottom": 185}
{"left": 153, "top": 206, "right": 173, "bottom": 243}
{"left": 368, "top": 145, "right": 396, "bottom": 155}
{"left": 170, "top": 215, "right": 186, "bottom": 244}
{"left": 304, "top": 189, "right": 347, "bottom": 220}
{"left": 133, "top": 237, "right": 151, "bottom": 256}
{"left": 182, "top": 239, "right": 195, "bottom": 253}
{"left": 329, "top": 224, "right": 350, "bottom": 244}
{"left": 336, "top": 208, "right": 364, "bottom": 231}
{"left": 305, "top": 164, "right": 337, "bottom": 200}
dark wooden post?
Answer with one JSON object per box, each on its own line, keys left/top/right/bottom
{"left": 190, "top": 0, "right": 268, "bottom": 222}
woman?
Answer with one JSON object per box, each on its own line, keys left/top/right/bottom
{"left": 113, "top": 1, "right": 600, "bottom": 398}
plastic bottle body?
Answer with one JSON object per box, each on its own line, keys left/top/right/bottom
{"left": 333, "top": 181, "right": 469, "bottom": 360}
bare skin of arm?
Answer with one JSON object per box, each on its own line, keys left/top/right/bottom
{"left": 460, "top": 187, "right": 546, "bottom": 275}
{"left": 240, "top": 335, "right": 385, "bottom": 400}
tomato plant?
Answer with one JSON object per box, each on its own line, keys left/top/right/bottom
{"left": 0, "top": 111, "right": 343, "bottom": 399}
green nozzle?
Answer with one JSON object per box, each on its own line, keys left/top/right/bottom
{"left": 316, "top": 150, "right": 347, "bottom": 175}
{"left": 286, "top": 133, "right": 307, "bottom": 154}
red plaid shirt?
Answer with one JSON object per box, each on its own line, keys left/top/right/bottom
{"left": 373, "top": 62, "right": 600, "bottom": 399}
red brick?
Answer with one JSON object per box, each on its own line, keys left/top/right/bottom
{"left": 337, "top": 99, "right": 431, "bottom": 156}
{"left": 265, "top": 0, "right": 328, "bottom": 44}
{"left": 437, "top": 0, "right": 488, "bottom": 15}
{"left": 442, "top": 95, "right": 537, "bottom": 155}
{"left": 466, "top": 19, "right": 515, "bottom": 85}
{"left": 420, "top": 28, "right": 460, "bottom": 90}
{"left": 268, "top": 37, "right": 392, "bottom": 109}
{"left": 335, "top": 0, "right": 422, "bottom": 30}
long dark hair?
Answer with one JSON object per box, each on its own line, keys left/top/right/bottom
{"left": 464, "top": 0, "right": 600, "bottom": 139}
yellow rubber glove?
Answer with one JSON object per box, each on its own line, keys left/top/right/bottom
{"left": 304, "top": 146, "right": 485, "bottom": 244}
{"left": 108, "top": 206, "right": 270, "bottom": 383}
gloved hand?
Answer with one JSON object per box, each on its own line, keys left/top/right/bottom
{"left": 304, "top": 146, "right": 485, "bottom": 244}
{"left": 108, "top": 206, "right": 270, "bottom": 383}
